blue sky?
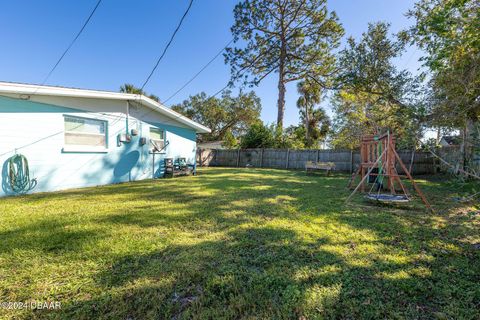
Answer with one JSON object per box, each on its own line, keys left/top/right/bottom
{"left": 0, "top": 0, "right": 422, "bottom": 127}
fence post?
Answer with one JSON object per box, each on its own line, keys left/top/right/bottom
{"left": 317, "top": 149, "right": 320, "bottom": 162}
{"left": 260, "top": 148, "right": 264, "bottom": 168}
{"left": 236, "top": 148, "right": 240, "bottom": 167}
{"left": 286, "top": 149, "right": 290, "bottom": 169}
{"left": 350, "top": 150, "right": 354, "bottom": 173}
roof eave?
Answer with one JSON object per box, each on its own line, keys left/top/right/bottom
{"left": 0, "top": 82, "right": 211, "bottom": 134}
{"left": 137, "top": 96, "right": 211, "bottom": 134}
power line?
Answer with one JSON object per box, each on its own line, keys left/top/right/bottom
{"left": 4, "top": 2, "right": 195, "bottom": 158}
{"left": 138, "top": 7, "right": 316, "bottom": 131}
{"left": 0, "top": 112, "right": 125, "bottom": 157}
{"left": 34, "top": 122, "right": 130, "bottom": 181}
{"left": 39, "top": 0, "right": 103, "bottom": 86}
{"left": 163, "top": 38, "right": 234, "bottom": 104}
{"left": 140, "top": 0, "right": 194, "bottom": 91}
{"left": 205, "top": 41, "right": 281, "bottom": 100}
{"left": 10, "top": 0, "right": 197, "bottom": 153}
{"left": 203, "top": 11, "right": 314, "bottom": 101}
{"left": 401, "top": 46, "right": 419, "bottom": 71}
{"left": 209, "top": 83, "right": 232, "bottom": 99}
{"left": 136, "top": 0, "right": 306, "bottom": 124}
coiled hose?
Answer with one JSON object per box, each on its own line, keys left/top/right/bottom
{"left": 8, "top": 154, "right": 37, "bottom": 193}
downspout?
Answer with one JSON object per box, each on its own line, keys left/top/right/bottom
{"left": 194, "top": 134, "right": 197, "bottom": 176}
{"left": 126, "top": 101, "right": 130, "bottom": 134}
{"left": 152, "top": 151, "right": 155, "bottom": 179}
{"left": 126, "top": 101, "right": 131, "bottom": 182}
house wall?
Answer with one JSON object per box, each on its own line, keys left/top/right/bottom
{"left": 0, "top": 95, "right": 197, "bottom": 197}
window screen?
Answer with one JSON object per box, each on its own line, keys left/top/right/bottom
{"left": 150, "top": 127, "right": 164, "bottom": 151}
{"left": 64, "top": 116, "right": 107, "bottom": 148}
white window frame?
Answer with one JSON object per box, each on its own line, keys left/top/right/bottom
{"left": 150, "top": 127, "right": 165, "bottom": 153}
{"left": 62, "top": 115, "right": 109, "bottom": 153}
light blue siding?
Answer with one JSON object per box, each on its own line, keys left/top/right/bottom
{"left": 0, "top": 95, "right": 197, "bottom": 197}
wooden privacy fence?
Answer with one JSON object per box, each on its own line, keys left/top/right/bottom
{"left": 197, "top": 148, "right": 438, "bottom": 175}
{"left": 437, "top": 145, "right": 462, "bottom": 172}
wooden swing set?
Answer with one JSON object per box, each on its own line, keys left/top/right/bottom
{"left": 346, "top": 130, "right": 433, "bottom": 212}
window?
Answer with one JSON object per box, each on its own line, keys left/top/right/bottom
{"left": 64, "top": 116, "right": 107, "bottom": 151}
{"left": 150, "top": 127, "right": 165, "bottom": 152}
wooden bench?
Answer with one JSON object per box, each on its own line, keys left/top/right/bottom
{"left": 305, "top": 161, "right": 335, "bottom": 175}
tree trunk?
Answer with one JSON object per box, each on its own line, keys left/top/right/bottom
{"left": 304, "top": 98, "right": 310, "bottom": 146}
{"left": 466, "top": 117, "right": 480, "bottom": 173}
{"left": 461, "top": 126, "right": 466, "bottom": 172}
{"left": 276, "top": 41, "right": 287, "bottom": 130}
{"left": 277, "top": 71, "right": 286, "bottom": 130}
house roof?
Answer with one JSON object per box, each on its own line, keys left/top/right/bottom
{"left": 198, "top": 140, "right": 225, "bottom": 149}
{"left": 0, "top": 81, "right": 211, "bottom": 133}
{"left": 441, "top": 135, "right": 461, "bottom": 145}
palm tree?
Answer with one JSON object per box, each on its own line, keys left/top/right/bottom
{"left": 296, "top": 80, "right": 322, "bottom": 147}
{"left": 306, "top": 108, "right": 330, "bottom": 148}
{"left": 120, "top": 83, "right": 160, "bottom": 102}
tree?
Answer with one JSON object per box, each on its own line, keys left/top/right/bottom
{"left": 297, "top": 81, "right": 320, "bottom": 145}
{"left": 284, "top": 125, "right": 307, "bottom": 148}
{"left": 240, "top": 122, "right": 275, "bottom": 148}
{"left": 120, "top": 83, "right": 160, "bottom": 102}
{"left": 171, "top": 90, "right": 261, "bottom": 142}
{"left": 304, "top": 107, "right": 330, "bottom": 147}
{"left": 239, "top": 121, "right": 315, "bottom": 149}
{"left": 225, "top": 0, "right": 343, "bottom": 129}
{"left": 222, "top": 129, "right": 239, "bottom": 149}
{"left": 332, "top": 22, "right": 423, "bottom": 149}
{"left": 406, "top": 0, "right": 479, "bottom": 170}
{"left": 330, "top": 90, "right": 400, "bottom": 149}
{"left": 338, "top": 22, "right": 419, "bottom": 110}
{"left": 296, "top": 80, "right": 330, "bottom": 147}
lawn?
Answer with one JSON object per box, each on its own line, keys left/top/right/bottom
{"left": 0, "top": 168, "right": 479, "bottom": 319}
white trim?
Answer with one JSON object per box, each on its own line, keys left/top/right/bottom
{"left": 0, "top": 81, "right": 211, "bottom": 134}
{"left": 64, "top": 131, "right": 106, "bottom": 136}
{"left": 64, "top": 114, "right": 108, "bottom": 150}
{"left": 62, "top": 146, "right": 109, "bottom": 153}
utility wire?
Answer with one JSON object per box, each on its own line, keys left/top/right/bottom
{"left": 140, "top": 0, "right": 194, "bottom": 91}
{"left": 163, "top": 38, "right": 234, "bottom": 104}
{"left": 204, "top": 10, "right": 314, "bottom": 100}
{"left": 3, "top": 0, "right": 196, "bottom": 158}
{"left": 0, "top": 113, "right": 124, "bottom": 157}
{"left": 39, "top": 0, "right": 103, "bottom": 86}
{"left": 209, "top": 83, "right": 232, "bottom": 99}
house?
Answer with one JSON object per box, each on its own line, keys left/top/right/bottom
{"left": 197, "top": 140, "right": 226, "bottom": 150}
{"left": 0, "top": 81, "right": 210, "bottom": 197}
{"left": 439, "top": 135, "right": 461, "bottom": 147}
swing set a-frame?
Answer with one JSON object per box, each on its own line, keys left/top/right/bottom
{"left": 346, "top": 130, "right": 433, "bottom": 212}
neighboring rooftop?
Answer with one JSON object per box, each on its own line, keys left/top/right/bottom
{"left": 440, "top": 135, "right": 461, "bottom": 146}
{"left": 198, "top": 140, "right": 226, "bottom": 149}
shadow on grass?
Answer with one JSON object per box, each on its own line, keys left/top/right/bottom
{"left": 52, "top": 223, "right": 472, "bottom": 319}
{"left": 2, "top": 168, "right": 479, "bottom": 319}
{"left": 0, "top": 219, "right": 102, "bottom": 254}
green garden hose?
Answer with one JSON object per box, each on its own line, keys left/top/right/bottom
{"left": 8, "top": 154, "right": 37, "bottom": 193}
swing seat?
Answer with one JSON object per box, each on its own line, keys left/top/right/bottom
{"left": 365, "top": 193, "right": 410, "bottom": 203}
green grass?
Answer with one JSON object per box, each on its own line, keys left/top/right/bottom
{"left": 0, "top": 168, "right": 479, "bottom": 319}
